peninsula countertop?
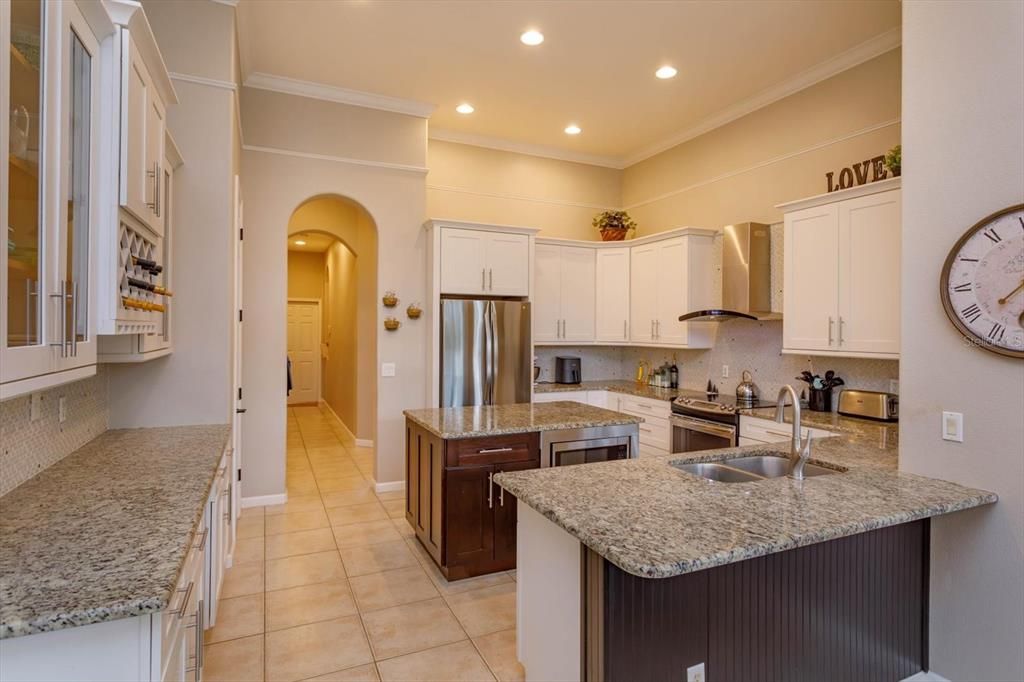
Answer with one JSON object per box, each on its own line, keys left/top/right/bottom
{"left": 403, "top": 401, "right": 642, "bottom": 439}
{"left": 0, "top": 425, "right": 231, "bottom": 639}
{"left": 494, "top": 427, "right": 996, "bottom": 580}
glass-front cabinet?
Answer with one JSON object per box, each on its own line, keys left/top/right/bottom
{"left": 1, "top": 0, "right": 99, "bottom": 395}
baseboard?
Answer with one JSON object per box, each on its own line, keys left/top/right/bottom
{"left": 242, "top": 493, "right": 287, "bottom": 508}
{"left": 902, "top": 671, "right": 950, "bottom": 682}
{"left": 375, "top": 480, "right": 406, "bottom": 494}
{"left": 318, "top": 400, "right": 373, "bottom": 447}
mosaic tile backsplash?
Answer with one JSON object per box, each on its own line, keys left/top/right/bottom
{"left": 0, "top": 369, "right": 109, "bottom": 497}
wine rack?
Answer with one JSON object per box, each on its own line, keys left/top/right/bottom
{"left": 113, "top": 221, "right": 166, "bottom": 333}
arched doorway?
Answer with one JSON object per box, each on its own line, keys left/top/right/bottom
{"left": 285, "top": 195, "right": 378, "bottom": 465}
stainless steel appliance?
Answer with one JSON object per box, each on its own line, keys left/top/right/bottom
{"left": 540, "top": 424, "right": 639, "bottom": 468}
{"left": 678, "top": 222, "right": 781, "bottom": 322}
{"left": 554, "top": 356, "right": 581, "bottom": 384}
{"left": 734, "top": 370, "right": 760, "bottom": 407}
{"left": 838, "top": 389, "right": 899, "bottom": 421}
{"left": 670, "top": 392, "right": 772, "bottom": 452}
{"left": 440, "top": 298, "right": 531, "bottom": 407}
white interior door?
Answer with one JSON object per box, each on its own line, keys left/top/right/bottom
{"left": 287, "top": 300, "right": 320, "bottom": 405}
{"left": 232, "top": 177, "right": 243, "bottom": 543}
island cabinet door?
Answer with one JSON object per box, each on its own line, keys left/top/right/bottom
{"left": 406, "top": 422, "right": 443, "bottom": 564}
{"left": 493, "top": 459, "right": 539, "bottom": 565}
{"left": 444, "top": 463, "right": 495, "bottom": 568}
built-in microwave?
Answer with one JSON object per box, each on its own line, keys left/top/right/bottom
{"left": 539, "top": 424, "right": 639, "bottom": 468}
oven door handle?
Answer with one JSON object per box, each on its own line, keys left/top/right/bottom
{"left": 670, "top": 415, "right": 736, "bottom": 440}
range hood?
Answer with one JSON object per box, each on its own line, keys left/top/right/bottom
{"left": 678, "top": 222, "right": 781, "bottom": 323}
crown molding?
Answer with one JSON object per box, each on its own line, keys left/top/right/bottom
{"left": 243, "top": 72, "right": 436, "bottom": 119}
{"left": 429, "top": 128, "right": 626, "bottom": 170}
{"left": 209, "top": 0, "right": 239, "bottom": 7}
{"left": 169, "top": 72, "right": 237, "bottom": 92}
{"left": 623, "top": 28, "right": 902, "bottom": 166}
{"left": 243, "top": 144, "right": 429, "bottom": 175}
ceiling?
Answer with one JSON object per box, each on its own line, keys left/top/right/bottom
{"left": 287, "top": 232, "right": 336, "bottom": 253}
{"left": 237, "top": 0, "right": 900, "bottom": 166}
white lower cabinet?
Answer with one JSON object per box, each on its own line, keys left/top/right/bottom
{"left": 533, "top": 390, "right": 586, "bottom": 404}
{"left": 616, "top": 394, "right": 672, "bottom": 454}
{"left": 739, "top": 415, "right": 834, "bottom": 444}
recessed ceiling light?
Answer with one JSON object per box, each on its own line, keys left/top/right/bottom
{"left": 655, "top": 65, "right": 678, "bottom": 79}
{"left": 520, "top": 30, "right": 544, "bottom": 46}
{"left": 564, "top": 124, "right": 581, "bottom": 135}
{"left": 294, "top": 240, "right": 306, "bottom": 246}
{"left": 456, "top": 103, "right": 475, "bottom": 114}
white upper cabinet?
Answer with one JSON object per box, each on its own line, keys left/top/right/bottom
{"left": 439, "top": 226, "right": 531, "bottom": 296}
{"left": 780, "top": 180, "right": 901, "bottom": 358}
{"left": 629, "top": 232, "right": 716, "bottom": 348}
{"left": 533, "top": 242, "right": 595, "bottom": 343}
{"left": 594, "top": 248, "right": 629, "bottom": 342}
{"left": 1, "top": 0, "right": 102, "bottom": 396}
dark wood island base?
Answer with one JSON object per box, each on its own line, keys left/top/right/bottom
{"left": 583, "top": 519, "right": 930, "bottom": 682}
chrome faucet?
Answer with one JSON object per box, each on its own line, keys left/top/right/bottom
{"left": 775, "top": 385, "right": 812, "bottom": 480}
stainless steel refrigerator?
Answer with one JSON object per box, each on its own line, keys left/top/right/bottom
{"left": 440, "top": 299, "right": 531, "bottom": 407}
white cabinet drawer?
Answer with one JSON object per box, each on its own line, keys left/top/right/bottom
{"left": 637, "top": 417, "right": 671, "bottom": 451}
{"left": 617, "top": 394, "right": 670, "bottom": 419}
{"left": 638, "top": 443, "right": 669, "bottom": 459}
{"left": 740, "top": 416, "right": 833, "bottom": 443}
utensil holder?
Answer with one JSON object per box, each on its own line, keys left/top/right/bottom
{"left": 808, "top": 388, "right": 832, "bottom": 412}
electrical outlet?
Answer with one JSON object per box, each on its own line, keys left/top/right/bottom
{"left": 30, "top": 393, "right": 43, "bottom": 422}
{"left": 381, "top": 362, "right": 396, "bottom": 377}
{"left": 721, "top": 364, "right": 729, "bottom": 379}
{"left": 686, "top": 662, "right": 706, "bottom": 682}
{"left": 942, "top": 411, "right": 963, "bottom": 442}
{"left": 58, "top": 396, "right": 67, "bottom": 424}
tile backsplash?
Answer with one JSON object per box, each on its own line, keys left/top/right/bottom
{"left": 536, "top": 320, "right": 898, "bottom": 402}
{"left": 0, "top": 368, "right": 109, "bottom": 496}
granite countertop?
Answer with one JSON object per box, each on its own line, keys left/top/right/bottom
{"left": 403, "top": 401, "right": 642, "bottom": 439}
{"left": 533, "top": 379, "right": 692, "bottom": 402}
{"left": 494, "top": 430, "right": 996, "bottom": 580}
{"left": 0, "top": 425, "right": 231, "bottom": 639}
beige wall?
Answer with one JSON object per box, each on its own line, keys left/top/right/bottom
{"left": 322, "top": 241, "right": 358, "bottom": 432}
{"left": 109, "top": 3, "right": 239, "bottom": 442}
{"left": 900, "top": 2, "right": 1024, "bottom": 679}
{"left": 426, "top": 140, "right": 621, "bottom": 239}
{"left": 242, "top": 91, "right": 424, "bottom": 487}
{"left": 287, "top": 251, "right": 325, "bottom": 300}
{"left": 623, "top": 50, "right": 901, "bottom": 234}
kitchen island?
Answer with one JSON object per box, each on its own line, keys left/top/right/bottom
{"left": 494, "top": 421, "right": 997, "bottom": 682}
{"left": 403, "top": 401, "right": 641, "bottom": 580}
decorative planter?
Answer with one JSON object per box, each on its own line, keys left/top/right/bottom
{"left": 382, "top": 292, "right": 398, "bottom": 307}
{"left": 406, "top": 304, "right": 422, "bottom": 319}
{"left": 384, "top": 317, "right": 401, "bottom": 331}
{"left": 600, "top": 228, "right": 629, "bottom": 242}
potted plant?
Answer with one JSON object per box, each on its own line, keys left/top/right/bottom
{"left": 592, "top": 210, "right": 637, "bottom": 241}
{"left": 884, "top": 144, "right": 901, "bottom": 177}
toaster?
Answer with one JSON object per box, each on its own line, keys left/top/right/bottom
{"left": 555, "top": 356, "right": 581, "bottom": 384}
{"left": 837, "top": 390, "right": 899, "bottom": 421}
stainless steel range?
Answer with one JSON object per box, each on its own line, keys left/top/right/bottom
{"left": 670, "top": 393, "right": 774, "bottom": 453}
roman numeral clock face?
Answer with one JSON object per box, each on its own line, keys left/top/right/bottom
{"left": 941, "top": 205, "right": 1024, "bottom": 359}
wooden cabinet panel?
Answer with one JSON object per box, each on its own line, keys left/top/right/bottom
{"left": 595, "top": 248, "right": 630, "bottom": 342}
{"left": 493, "top": 459, "right": 539, "bottom": 566}
{"left": 444, "top": 464, "right": 495, "bottom": 568}
{"left": 406, "top": 424, "right": 442, "bottom": 564}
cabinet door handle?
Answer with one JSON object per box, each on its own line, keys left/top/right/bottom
{"left": 155, "top": 163, "right": 161, "bottom": 217}
{"left": 49, "top": 281, "right": 68, "bottom": 358}
{"left": 499, "top": 484, "right": 505, "bottom": 507}
{"left": 838, "top": 316, "right": 845, "bottom": 345}
{"left": 650, "top": 319, "right": 654, "bottom": 338}
{"left": 828, "top": 317, "right": 834, "bottom": 345}
{"left": 478, "top": 447, "right": 514, "bottom": 454}
{"left": 169, "top": 581, "right": 194, "bottom": 618}
{"left": 639, "top": 426, "right": 653, "bottom": 433}
{"left": 194, "top": 527, "right": 209, "bottom": 550}
{"left": 488, "top": 268, "right": 493, "bottom": 290}
{"left": 146, "top": 162, "right": 158, "bottom": 211}
{"left": 482, "top": 268, "right": 486, "bottom": 291}
{"left": 487, "top": 472, "right": 494, "bottom": 509}
{"left": 624, "top": 319, "right": 627, "bottom": 340}
{"left": 69, "top": 282, "right": 78, "bottom": 357}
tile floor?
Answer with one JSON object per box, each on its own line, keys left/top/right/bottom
{"left": 204, "top": 405, "right": 524, "bottom": 682}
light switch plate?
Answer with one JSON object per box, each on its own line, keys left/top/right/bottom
{"left": 58, "top": 396, "right": 67, "bottom": 424}
{"left": 381, "top": 362, "right": 396, "bottom": 377}
{"left": 942, "top": 411, "right": 964, "bottom": 442}
{"left": 686, "top": 662, "right": 706, "bottom": 682}
{"left": 721, "top": 364, "right": 729, "bottom": 378}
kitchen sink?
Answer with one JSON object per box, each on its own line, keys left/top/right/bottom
{"left": 672, "top": 454, "right": 840, "bottom": 483}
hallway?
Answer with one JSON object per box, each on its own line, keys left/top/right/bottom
{"left": 202, "top": 405, "right": 523, "bottom": 682}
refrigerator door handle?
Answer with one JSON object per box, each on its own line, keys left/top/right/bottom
{"left": 484, "top": 301, "right": 494, "bottom": 405}
{"left": 489, "top": 301, "right": 499, "bottom": 404}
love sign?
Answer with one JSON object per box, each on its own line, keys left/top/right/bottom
{"left": 825, "top": 155, "right": 895, "bottom": 193}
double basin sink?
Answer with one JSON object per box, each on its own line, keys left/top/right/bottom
{"left": 673, "top": 454, "right": 840, "bottom": 483}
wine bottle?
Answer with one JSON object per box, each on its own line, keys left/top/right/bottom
{"left": 131, "top": 256, "right": 163, "bottom": 275}
{"left": 127, "top": 277, "right": 173, "bottom": 296}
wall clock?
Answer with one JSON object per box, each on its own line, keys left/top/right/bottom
{"left": 940, "top": 204, "right": 1024, "bottom": 359}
